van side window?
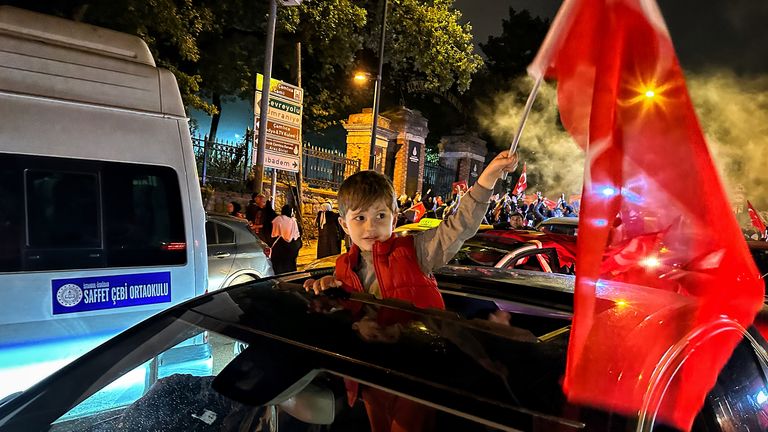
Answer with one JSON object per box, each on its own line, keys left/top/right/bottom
{"left": 0, "top": 164, "right": 22, "bottom": 272}
{"left": 26, "top": 171, "right": 101, "bottom": 249}
{"left": 0, "top": 153, "right": 186, "bottom": 272}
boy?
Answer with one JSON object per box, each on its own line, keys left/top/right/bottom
{"left": 304, "top": 150, "right": 518, "bottom": 300}
{"left": 302, "top": 151, "right": 518, "bottom": 432}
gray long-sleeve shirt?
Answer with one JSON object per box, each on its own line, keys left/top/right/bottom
{"left": 354, "top": 184, "right": 493, "bottom": 299}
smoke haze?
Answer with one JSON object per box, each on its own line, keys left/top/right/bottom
{"left": 478, "top": 73, "right": 768, "bottom": 217}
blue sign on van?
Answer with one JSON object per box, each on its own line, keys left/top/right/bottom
{"left": 52, "top": 272, "right": 171, "bottom": 315}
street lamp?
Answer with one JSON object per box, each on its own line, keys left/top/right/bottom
{"left": 368, "top": 0, "right": 388, "bottom": 171}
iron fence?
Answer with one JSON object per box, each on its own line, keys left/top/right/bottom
{"left": 192, "top": 135, "right": 250, "bottom": 185}
{"left": 302, "top": 144, "right": 361, "bottom": 190}
{"left": 423, "top": 161, "right": 455, "bottom": 198}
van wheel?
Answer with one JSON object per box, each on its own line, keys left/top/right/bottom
{"left": 228, "top": 274, "right": 256, "bottom": 287}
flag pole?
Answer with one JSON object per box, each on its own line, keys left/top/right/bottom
{"left": 502, "top": 74, "right": 544, "bottom": 180}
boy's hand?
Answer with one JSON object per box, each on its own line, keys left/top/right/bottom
{"left": 477, "top": 151, "right": 519, "bottom": 190}
{"left": 303, "top": 275, "right": 342, "bottom": 295}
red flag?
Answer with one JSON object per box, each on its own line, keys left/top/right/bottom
{"left": 451, "top": 180, "right": 468, "bottom": 195}
{"left": 408, "top": 202, "right": 427, "bottom": 223}
{"left": 512, "top": 163, "right": 528, "bottom": 195}
{"left": 543, "top": 198, "right": 558, "bottom": 210}
{"left": 748, "top": 201, "right": 766, "bottom": 233}
{"left": 531, "top": 0, "right": 763, "bottom": 429}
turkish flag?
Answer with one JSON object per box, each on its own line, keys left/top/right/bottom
{"left": 530, "top": 0, "right": 764, "bottom": 429}
{"left": 748, "top": 201, "right": 766, "bottom": 233}
{"left": 512, "top": 163, "right": 527, "bottom": 195}
{"left": 408, "top": 202, "right": 427, "bottom": 223}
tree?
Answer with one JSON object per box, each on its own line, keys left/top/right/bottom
{"left": 280, "top": 0, "right": 483, "bottom": 130}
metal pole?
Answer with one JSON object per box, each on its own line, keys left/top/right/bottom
{"left": 201, "top": 135, "right": 209, "bottom": 185}
{"left": 254, "top": 0, "right": 278, "bottom": 193}
{"left": 368, "top": 0, "right": 388, "bottom": 171}
{"left": 271, "top": 170, "right": 277, "bottom": 210}
{"left": 501, "top": 74, "right": 543, "bottom": 180}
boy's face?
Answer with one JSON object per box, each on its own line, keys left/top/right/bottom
{"left": 339, "top": 199, "right": 396, "bottom": 252}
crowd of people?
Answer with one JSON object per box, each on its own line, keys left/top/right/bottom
{"left": 226, "top": 193, "right": 303, "bottom": 273}
{"left": 222, "top": 183, "right": 579, "bottom": 276}
{"left": 394, "top": 187, "right": 578, "bottom": 229}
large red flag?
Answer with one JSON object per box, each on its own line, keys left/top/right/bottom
{"left": 530, "top": 0, "right": 763, "bottom": 429}
{"left": 748, "top": 200, "right": 766, "bottom": 233}
{"left": 512, "top": 163, "right": 527, "bottom": 195}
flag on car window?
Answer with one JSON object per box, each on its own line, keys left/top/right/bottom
{"left": 529, "top": 0, "right": 764, "bottom": 429}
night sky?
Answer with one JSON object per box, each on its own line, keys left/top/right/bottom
{"left": 456, "top": 0, "right": 768, "bottom": 74}
{"left": 196, "top": 0, "right": 768, "bottom": 142}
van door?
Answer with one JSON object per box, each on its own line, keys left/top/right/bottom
{"left": 206, "top": 220, "right": 236, "bottom": 291}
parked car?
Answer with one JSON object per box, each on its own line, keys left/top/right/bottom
{"left": 206, "top": 214, "right": 273, "bottom": 291}
{"left": 1, "top": 269, "right": 766, "bottom": 432}
{"left": 448, "top": 230, "right": 577, "bottom": 274}
{"left": 536, "top": 217, "right": 579, "bottom": 236}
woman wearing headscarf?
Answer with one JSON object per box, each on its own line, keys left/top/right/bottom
{"left": 271, "top": 205, "right": 302, "bottom": 274}
{"left": 316, "top": 202, "right": 343, "bottom": 259}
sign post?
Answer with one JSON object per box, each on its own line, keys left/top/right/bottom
{"left": 254, "top": 73, "right": 304, "bottom": 176}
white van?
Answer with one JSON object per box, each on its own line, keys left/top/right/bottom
{"left": 0, "top": 7, "right": 208, "bottom": 399}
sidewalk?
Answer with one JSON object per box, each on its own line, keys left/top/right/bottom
{"left": 296, "top": 238, "right": 320, "bottom": 270}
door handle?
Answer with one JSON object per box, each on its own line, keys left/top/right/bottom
{"left": 215, "top": 252, "right": 231, "bottom": 258}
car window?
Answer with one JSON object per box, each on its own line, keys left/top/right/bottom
{"left": 0, "top": 153, "right": 186, "bottom": 271}
{"left": 448, "top": 244, "right": 508, "bottom": 267}
{"left": 216, "top": 223, "right": 235, "bottom": 244}
{"left": 510, "top": 250, "right": 552, "bottom": 272}
{"left": 205, "top": 221, "right": 217, "bottom": 245}
{"left": 49, "top": 328, "right": 501, "bottom": 432}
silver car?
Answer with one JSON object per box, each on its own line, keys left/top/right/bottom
{"left": 205, "top": 214, "right": 273, "bottom": 291}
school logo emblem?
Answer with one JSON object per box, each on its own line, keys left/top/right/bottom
{"left": 56, "top": 283, "right": 83, "bottom": 307}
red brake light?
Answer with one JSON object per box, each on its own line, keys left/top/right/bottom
{"left": 264, "top": 247, "right": 272, "bottom": 259}
{"left": 161, "top": 242, "right": 187, "bottom": 251}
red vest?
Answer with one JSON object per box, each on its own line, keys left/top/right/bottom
{"left": 335, "top": 234, "right": 444, "bottom": 310}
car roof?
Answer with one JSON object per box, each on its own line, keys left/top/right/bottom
{"left": 538, "top": 217, "right": 579, "bottom": 226}
{"left": 2, "top": 269, "right": 759, "bottom": 431}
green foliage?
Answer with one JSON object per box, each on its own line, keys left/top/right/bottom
{"left": 385, "top": 0, "right": 482, "bottom": 93}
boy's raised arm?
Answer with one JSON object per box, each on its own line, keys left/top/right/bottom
{"left": 415, "top": 151, "right": 519, "bottom": 273}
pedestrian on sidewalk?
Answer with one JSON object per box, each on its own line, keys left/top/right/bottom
{"left": 316, "top": 202, "right": 343, "bottom": 259}
{"left": 271, "top": 205, "right": 302, "bottom": 274}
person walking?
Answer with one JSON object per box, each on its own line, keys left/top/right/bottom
{"left": 271, "top": 205, "right": 302, "bottom": 274}
{"left": 316, "top": 202, "right": 343, "bottom": 259}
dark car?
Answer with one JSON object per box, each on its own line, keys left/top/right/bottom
{"left": 1, "top": 269, "right": 766, "bottom": 432}
{"left": 206, "top": 214, "right": 273, "bottom": 291}
{"left": 447, "top": 230, "right": 578, "bottom": 275}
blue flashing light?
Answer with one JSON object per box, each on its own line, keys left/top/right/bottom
{"left": 601, "top": 186, "right": 618, "bottom": 197}
{"left": 757, "top": 390, "right": 768, "bottom": 405}
{"left": 593, "top": 218, "right": 608, "bottom": 227}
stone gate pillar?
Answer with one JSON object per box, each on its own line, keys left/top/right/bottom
{"left": 342, "top": 108, "right": 396, "bottom": 172}
{"left": 384, "top": 107, "right": 429, "bottom": 198}
{"left": 438, "top": 131, "right": 488, "bottom": 189}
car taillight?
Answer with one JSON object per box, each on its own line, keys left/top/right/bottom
{"left": 264, "top": 247, "right": 272, "bottom": 259}
{"left": 161, "top": 242, "right": 186, "bottom": 251}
